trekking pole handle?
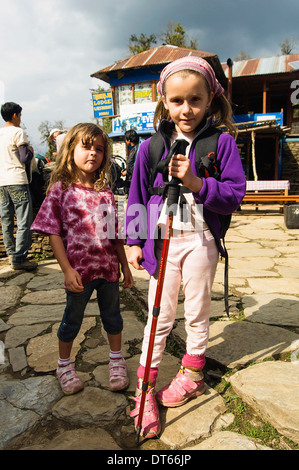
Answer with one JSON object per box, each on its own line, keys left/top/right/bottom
{"left": 167, "top": 139, "right": 189, "bottom": 209}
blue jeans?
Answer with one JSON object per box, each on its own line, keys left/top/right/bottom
{"left": 57, "top": 278, "right": 123, "bottom": 343}
{"left": 0, "top": 185, "right": 33, "bottom": 264}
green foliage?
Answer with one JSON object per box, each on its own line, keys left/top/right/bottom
{"left": 129, "top": 33, "right": 157, "bottom": 54}
{"left": 128, "top": 21, "right": 198, "bottom": 54}
{"left": 162, "top": 22, "right": 187, "bottom": 47}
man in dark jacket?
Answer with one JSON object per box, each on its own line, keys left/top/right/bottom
{"left": 122, "top": 130, "right": 139, "bottom": 193}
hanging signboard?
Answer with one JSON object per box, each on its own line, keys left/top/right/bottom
{"left": 92, "top": 91, "right": 114, "bottom": 118}
{"left": 111, "top": 102, "right": 156, "bottom": 136}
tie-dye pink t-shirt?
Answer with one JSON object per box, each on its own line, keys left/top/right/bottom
{"left": 31, "top": 182, "right": 124, "bottom": 285}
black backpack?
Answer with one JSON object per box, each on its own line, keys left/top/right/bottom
{"left": 147, "top": 125, "right": 231, "bottom": 316}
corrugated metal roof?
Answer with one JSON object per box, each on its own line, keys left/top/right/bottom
{"left": 222, "top": 53, "right": 299, "bottom": 77}
{"left": 91, "top": 45, "right": 224, "bottom": 82}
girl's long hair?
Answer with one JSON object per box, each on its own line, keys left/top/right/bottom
{"left": 47, "top": 122, "right": 111, "bottom": 193}
{"left": 153, "top": 70, "right": 237, "bottom": 138}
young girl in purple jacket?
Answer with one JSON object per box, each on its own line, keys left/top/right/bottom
{"left": 126, "top": 56, "right": 246, "bottom": 439}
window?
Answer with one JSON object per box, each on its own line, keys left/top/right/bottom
{"left": 117, "top": 85, "right": 133, "bottom": 107}
{"left": 134, "top": 82, "right": 152, "bottom": 104}
{"left": 292, "top": 104, "right": 299, "bottom": 120}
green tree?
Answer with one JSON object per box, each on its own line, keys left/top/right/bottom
{"left": 128, "top": 22, "right": 198, "bottom": 54}
{"left": 161, "top": 21, "right": 198, "bottom": 49}
{"left": 162, "top": 21, "right": 186, "bottom": 47}
{"left": 129, "top": 33, "right": 157, "bottom": 54}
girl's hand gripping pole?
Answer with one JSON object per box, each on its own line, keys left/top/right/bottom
{"left": 165, "top": 139, "right": 189, "bottom": 214}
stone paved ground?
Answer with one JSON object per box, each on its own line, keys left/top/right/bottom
{"left": 0, "top": 204, "right": 299, "bottom": 451}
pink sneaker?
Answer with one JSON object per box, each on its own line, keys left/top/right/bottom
{"left": 56, "top": 364, "right": 84, "bottom": 395}
{"left": 130, "top": 380, "right": 161, "bottom": 439}
{"left": 156, "top": 367, "right": 206, "bottom": 407}
{"left": 109, "top": 357, "right": 129, "bottom": 391}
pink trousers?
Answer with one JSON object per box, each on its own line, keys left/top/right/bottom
{"left": 139, "top": 230, "right": 219, "bottom": 374}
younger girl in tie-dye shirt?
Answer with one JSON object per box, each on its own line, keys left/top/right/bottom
{"left": 32, "top": 122, "right": 133, "bottom": 396}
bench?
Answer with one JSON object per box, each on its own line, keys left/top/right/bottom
{"left": 242, "top": 180, "right": 299, "bottom": 211}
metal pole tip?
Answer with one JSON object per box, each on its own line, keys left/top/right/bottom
{"left": 135, "top": 426, "right": 141, "bottom": 445}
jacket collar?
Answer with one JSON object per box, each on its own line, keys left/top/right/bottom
{"left": 159, "top": 118, "right": 212, "bottom": 148}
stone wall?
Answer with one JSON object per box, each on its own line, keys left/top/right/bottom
{"left": 281, "top": 141, "right": 299, "bottom": 193}
{"left": 0, "top": 216, "right": 53, "bottom": 260}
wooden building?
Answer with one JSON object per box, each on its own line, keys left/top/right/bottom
{"left": 91, "top": 46, "right": 299, "bottom": 189}
{"left": 91, "top": 45, "right": 226, "bottom": 137}
{"left": 222, "top": 54, "right": 299, "bottom": 133}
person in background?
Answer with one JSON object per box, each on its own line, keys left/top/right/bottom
{"left": 0, "top": 102, "right": 37, "bottom": 271}
{"left": 48, "top": 128, "right": 67, "bottom": 158}
{"left": 121, "top": 129, "right": 139, "bottom": 193}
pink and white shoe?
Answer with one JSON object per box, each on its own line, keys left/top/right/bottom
{"left": 109, "top": 357, "right": 129, "bottom": 391}
{"left": 156, "top": 367, "right": 206, "bottom": 407}
{"left": 56, "top": 364, "right": 84, "bottom": 395}
{"left": 130, "top": 380, "right": 161, "bottom": 439}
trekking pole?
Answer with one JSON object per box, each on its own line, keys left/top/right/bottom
{"left": 136, "top": 139, "right": 189, "bottom": 445}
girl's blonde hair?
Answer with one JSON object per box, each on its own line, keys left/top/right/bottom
{"left": 153, "top": 69, "right": 237, "bottom": 138}
{"left": 47, "top": 122, "right": 111, "bottom": 193}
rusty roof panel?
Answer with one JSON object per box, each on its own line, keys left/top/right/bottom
{"left": 241, "top": 59, "right": 259, "bottom": 76}
{"left": 91, "top": 45, "right": 219, "bottom": 80}
{"left": 223, "top": 53, "right": 299, "bottom": 78}
{"left": 255, "top": 56, "right": 284, "bottom": 74}
{"left": 286, "top": 53, "right": 299, "bottom": 71}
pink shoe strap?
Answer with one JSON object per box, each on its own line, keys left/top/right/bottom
{"left": 110, "top": 360, "right": 127, "bottom": 377}
{"left": 58, "top": 365, "right": 81, "bottom": 385}
{"left": 129, "top": 388, "right": 156, "bottom": 417}
{"left": 110, "top": 370, "right": 127, "bottom": 378}
{"left": 130, "top": 398, "right": 155, "bottom": 417}
{"left": 169, "top": 371, "right": 199, "bottom": 396}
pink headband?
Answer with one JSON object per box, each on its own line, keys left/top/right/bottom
{"left": 157, "top": 56, "right": 224, "bottom": 98}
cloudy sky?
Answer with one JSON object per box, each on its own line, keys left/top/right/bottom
{"left": 0, "top": 0, "right": 298, "bottom": 153}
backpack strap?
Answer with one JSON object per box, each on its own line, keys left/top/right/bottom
{"left": 194, "top": 126, "right": 221, "bottom": 178}
{"left": 148, "top": 131, "right": 169, "bottom": 190}
{"left": 148, "top": 124, "right": 222, "bottom": 189}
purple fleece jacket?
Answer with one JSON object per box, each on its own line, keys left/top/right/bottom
{"left": 126, "top": 121, "right": 246, "bottom": 276}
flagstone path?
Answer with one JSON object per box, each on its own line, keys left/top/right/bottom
{"left": 0, "top": 205, "right": 298, "bottom": 451}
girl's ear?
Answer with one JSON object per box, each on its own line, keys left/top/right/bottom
{"left": 207, "top": 91, "right": 215, "bottom": 109}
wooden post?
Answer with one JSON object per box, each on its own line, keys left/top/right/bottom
{"left": 274, "top": 135, "right": 279, "bottom": 180}
{"left": 263, "top": 80, "right": 267, "bottom": 114}
{"left": 227, "top": 58, "right": 233, "bottom": 104}
{"left": 111, "top": 86, "right": 117, "bottom": 115}
{"left": 152, "top": 81, "right": 157, "bottom": 102}
{"left": 251, "top": 131, "right": 258, "bottom": 181}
